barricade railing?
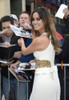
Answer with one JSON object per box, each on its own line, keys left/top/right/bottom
{"left": 56, "top": 63, "right": 69, "bottom": 100}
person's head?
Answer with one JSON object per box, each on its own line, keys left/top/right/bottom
{"left": 10, "top": 14, "right": 18, "bottom": 26}
{"left": 19, "top": 11, "right": 30, "bottom": 26}
{"left": 31, "top": 6, "right": 55, "bottom": 34}
{"left": 0, "top": 15, "right": 14, "bottom": 37}
{"left": 63, "top": 8, "right": 69, "bottom": 19}
{"left": 31, "top": 6, "right": 61, "bottom": 52}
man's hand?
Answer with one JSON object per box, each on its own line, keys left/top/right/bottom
{"left": 13, "top": 51, "right": 22, "bottom": 58}
{"left": 10, "top": 61, "right": 20, "bottom": 69}
{"left": 1, "top": 60, "right": 14, "bottom": 67}
{"left": 63, "top": 8, "right": 69, "bottom": 19}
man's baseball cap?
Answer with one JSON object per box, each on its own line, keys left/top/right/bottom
{"left": 10, "top": 14, "right": 18, "bottom": 21}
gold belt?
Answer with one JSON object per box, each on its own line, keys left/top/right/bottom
{"left": 35, "top": 58, "right": 51, "bottom": 68}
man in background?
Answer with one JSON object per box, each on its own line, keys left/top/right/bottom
{"left": 0, "top": 15, "right": 20, "bottom": 100}
{"left": 10, "top": 11, "right": 34, "bottom": 100}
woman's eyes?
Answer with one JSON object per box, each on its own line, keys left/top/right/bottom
{"left": 36, "top": 18, "right": 41, "bottom": 21}
{"left": 32, "top": 18, "right": 41, "bottom": 21}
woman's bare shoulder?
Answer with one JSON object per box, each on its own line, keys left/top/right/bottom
{"left": 34, "top": 35, "right": 49, "bottom": 44}
{"left": 32, "top": 35, "right": 50, "bottom": 50}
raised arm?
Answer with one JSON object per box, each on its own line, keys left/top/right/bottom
{"left": 18, "top": 35, "right": 50, "bottom": 55}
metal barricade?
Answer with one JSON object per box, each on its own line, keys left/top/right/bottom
{"left": 8, "top": 64, "right": 69, "bottom": 100}
{"left": 0, "top": 68, "right": 1, "bottom": 100}
{"left": 56, "top": 63, "right": 69, "bottom": 100}
{"left": 8, "top": 68, "right": 30, "bottom": 100}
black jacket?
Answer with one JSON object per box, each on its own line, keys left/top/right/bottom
{"left": 58, "top": 36, "right": 69, "bottom": 63}
{"left": 0, "top": 33, "right": 21, "bottom": 77}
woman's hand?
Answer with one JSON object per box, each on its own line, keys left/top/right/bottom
{"left": 29, "top": 60, "right": 35, "bottom": 63}
{"left": 18, "top": 38, "right": 25, "bottom": 47}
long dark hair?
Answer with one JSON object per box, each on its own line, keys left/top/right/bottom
{"left": 31, "top": 6, "right": 61, "bottom": 53}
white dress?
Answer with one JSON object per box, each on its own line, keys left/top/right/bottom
{"left": 29, "top": 33, "right": 60, "bottom": 100}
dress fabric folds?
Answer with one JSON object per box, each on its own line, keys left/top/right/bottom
{"left": 29, "top": 32, "right": 60, "bottom": 100}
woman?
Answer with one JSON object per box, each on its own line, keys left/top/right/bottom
{"left": 18, "top": 7, "right": 61, "bottom": 100}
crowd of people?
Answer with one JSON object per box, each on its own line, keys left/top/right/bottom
{"left": 0, "top": 5, "right": 69, "bottom": 100}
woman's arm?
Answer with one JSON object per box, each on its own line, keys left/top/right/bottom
{"left": 18, "top": 35, "right": 50, "bottom": 55}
